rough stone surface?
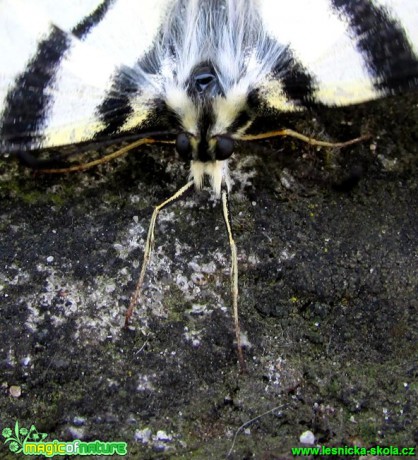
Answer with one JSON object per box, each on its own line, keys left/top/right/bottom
{"left": 0, "top": 94, "right": 417, "bottom": 459}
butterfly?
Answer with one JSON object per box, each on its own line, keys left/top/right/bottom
{"left": 1, "top": 0, "right": 417, "bottom": 370}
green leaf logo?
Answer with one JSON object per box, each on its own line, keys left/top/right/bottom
{"left": 2, "top": 421, "right": 47, "bottom": 454}
{"left": 1, "top": 421, "right": 24, "bottom": 453}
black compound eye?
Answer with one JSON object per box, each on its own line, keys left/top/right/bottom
{"left": 175, "top": 132, "right": 192, "bottom": 161}
{"left": 215, "top": 135, "right": 234, "bottom": 160}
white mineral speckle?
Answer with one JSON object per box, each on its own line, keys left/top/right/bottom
{"left": 188, "top": 304, "right": 209, "bottom": 315}
{"left": 67, "top": 426, "right": 85, "bottom": 440}
{"left": 134, "top": 428, "right": 152, "bottom": 444}
{"left": 155, "top": 430, "right": 172, "bottom": 442}
{"left": 9, "top": 385, "right": 22, "bottom": 398}
{"left": 299, "top": 430, "right": 315, "bottom": 445}
{"left": 73, "top": 416, "right": 86, "bottom": 426}
{"left": 20, "top": 356, "right": 31, "bottom": 366}
{"left": 136, "top": 374, "right": 155, "bottom": 392}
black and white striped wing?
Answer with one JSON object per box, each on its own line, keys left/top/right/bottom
{"left": 0, "top": 0, "right": 417, "bottom": 156}
{"left": 258, "top": 0, "right": 418, "bottom": 112}
{"left": 0, "top": 0, "right": 172, "bottom": 153}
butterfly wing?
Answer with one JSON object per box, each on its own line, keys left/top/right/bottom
{"left": 258, "top": 0, "right": 418, "bottom": 112}
{"left": 0, "top": 0, "right": 172, "bottom": 153}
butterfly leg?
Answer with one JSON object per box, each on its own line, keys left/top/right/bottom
{"left": 221, "top": 185, "right": 246, "bottom": 373}
{"left": 125, "top": 180, "right": 194, "bottom": 326}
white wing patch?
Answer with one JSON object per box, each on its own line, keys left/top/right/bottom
{"left": 259, "top": 0, "right": 379, "bottom": 106}
{"left": 0, "top": 3, "right": 51, "bottom": 109}
{"left": 42, "top": 41, "right": 115, "bottom": 147}
{"left": 18, "top": 0, "right": 104, "bottom": 31}
{"left": 0, "top": 0, "right": 102, "bottom": 84}
{"left": 0, "top": 0, "right": 173, "bottom": 150}
{"left": 44, "top": 0, "right": 172, "bottom": 146}
{"left": 70, "top": 0, "right": 173, "bottom": 65}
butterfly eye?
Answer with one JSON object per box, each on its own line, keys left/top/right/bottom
{"left": 175, "top": 132, "right": 192, "bottom": 161}
{"left": 215, "top": 135, "right": 234, "bottom": 160}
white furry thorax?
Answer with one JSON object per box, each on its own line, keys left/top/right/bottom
{"left": 139, "top": 0, "right": 286, "bottom": 196}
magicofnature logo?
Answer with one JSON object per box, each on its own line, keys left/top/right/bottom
{"left": 2, "top": 421, "right": 128, "bottom": 457}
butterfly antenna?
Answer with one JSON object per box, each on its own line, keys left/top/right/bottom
{"left": 241, "top": 128, "right": 371, "bottom": 148}
{"left": 38, "top": 137, "right": 175, "bottom": 173}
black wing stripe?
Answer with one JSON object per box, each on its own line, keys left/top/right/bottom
{"left": 71, "top": 0, "right": 117, "bottom": 39}
{"left": 332, "top": 0, "right": 418, "bottom": 94}
{"left": 273, "top": 48, "right": 318, "bottom": 109}
{"left": 94, "top": 69, "right": 140, "bottom": 139}
{"left": 0, "top": 27, "right": 69, "bottom": 150}
{"left": 94, "top": 28, "right": 166, "bottom": 138}
{"left": 226, "top": 109, "right": 252, "bottom": 134}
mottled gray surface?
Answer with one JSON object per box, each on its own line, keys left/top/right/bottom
{"left": 0, "top": 95, "right": 417, "bottom": 459}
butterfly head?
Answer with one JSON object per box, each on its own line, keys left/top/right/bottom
{"left": 166, "top": 61, "right": 255, "bottom": 195}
